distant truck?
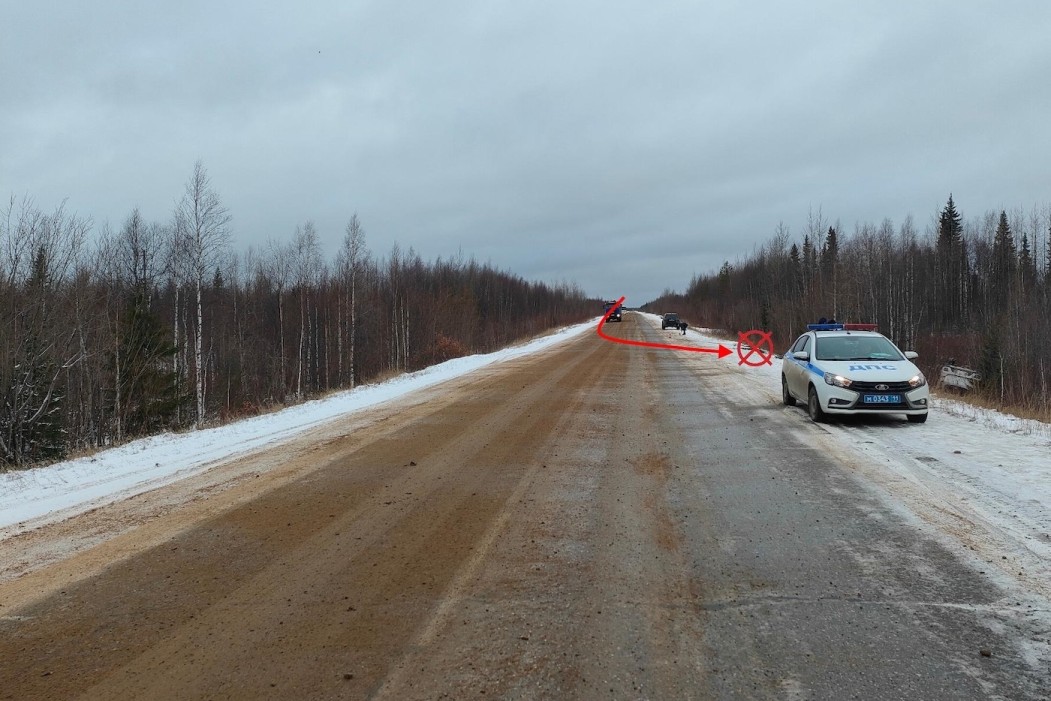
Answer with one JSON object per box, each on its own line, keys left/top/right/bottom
{"left": 603, "top": 300, "right": 623, "bottom": 322}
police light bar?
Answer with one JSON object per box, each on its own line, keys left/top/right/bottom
{"left": 807, "top": 323, "right": 843, "bottom": 331}
{"left": 843, "top": 323, "right": 877, "bottom": 331}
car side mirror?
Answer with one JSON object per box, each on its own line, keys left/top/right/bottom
{"left": 904, "top": 351, "right": 918, "bottom": 360}
{"left": 792, "top": 350, "right": 809, "bottom": 361}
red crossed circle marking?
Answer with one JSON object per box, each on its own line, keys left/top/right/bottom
{"left": 737, "top": 329, "right": 774, "bottom": 366}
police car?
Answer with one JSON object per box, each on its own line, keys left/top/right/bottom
{"left": 781, "top": 323, "right": 929, "bottom": 423}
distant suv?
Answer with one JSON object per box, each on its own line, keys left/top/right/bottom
{"left": 661, "top": 313, "right": 680, "bottom": 330}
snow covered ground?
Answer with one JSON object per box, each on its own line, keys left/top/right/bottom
{"left": 665, "top": 314, "right": 1051, "bottom": 607}
{"left": 3, "top": 312, "right": 1049, "bottom": 606}
{"left": 0, "top": 320, "right": 597, "bottom": 532}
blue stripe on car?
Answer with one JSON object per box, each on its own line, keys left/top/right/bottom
{"left": 787, "top": 357, "right": 824, "bottom": 377}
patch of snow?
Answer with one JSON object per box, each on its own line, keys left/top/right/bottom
{"left": 933, "top": 397, "right": 1051, "bottom": 440}
{"left": 0, "top": 320, "right": 596, "bottom": 532}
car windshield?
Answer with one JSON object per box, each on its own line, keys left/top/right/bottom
{"left": 815, "top": 335, "right": 903, "bottom": 361}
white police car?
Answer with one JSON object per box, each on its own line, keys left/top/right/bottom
{"left": 781, "top": 323, "right": 929, "bottom": 423}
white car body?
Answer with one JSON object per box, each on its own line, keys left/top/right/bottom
{"left": 781, "top": 325, "right": 930, "bottom": 423}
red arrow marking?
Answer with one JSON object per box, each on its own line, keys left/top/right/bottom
{"left": 596, "top": 296, "right": 732, "bottom": 358}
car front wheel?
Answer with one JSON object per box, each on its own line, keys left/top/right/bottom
{"left": 907, "top": 413, "right": 928, "bottom": 424}
{"left": 782, "top": 375, "right": 796, "bottom": 406}
{"left": 807, "top": 385, "right": 826, "bottom": 423}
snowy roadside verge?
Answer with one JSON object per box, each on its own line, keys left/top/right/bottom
{"left": 645, "top": 312, "right": 1051, "bottom": 595}
{"left": 0, "top": 319, "right": 597, "bottom": 532}
{"left": 662, "top": 312, "right": 1051, "bottom": 521}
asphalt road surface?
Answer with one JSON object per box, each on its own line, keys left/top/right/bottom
{"left": 1, "top": 312, "right": 1046, "bottom": 700}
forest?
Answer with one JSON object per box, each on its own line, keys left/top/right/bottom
{"left": 646, "top": 196, "right": 1051, "bottom": 416}
{"left": 0, "top": 163, "right": 592, "bottom": 468}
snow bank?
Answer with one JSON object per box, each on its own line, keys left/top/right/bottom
{"left": 0, "top": 320, "right": 596, "bottom": 531}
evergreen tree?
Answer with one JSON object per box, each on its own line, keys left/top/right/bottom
{"left": 801, "top": 234, "right": 816, "bottom": 293}
{"left": 991, "top": 210, "right": 1016, "bottom": 306}
{"left": 116, "top": 288, "right": 186, "bottom": 436}
{"left": 821, "top": 226, "right": 839, "bottom": 315}
{"left": 718, "top": 261, "right": 733, "bottom": 285}
{"left": 937, "top": 194, "right": 963, "bottom": 248}
{"left": 821, "top": 226, "right": 839, "bottom": 263}
{"left": 978, "top": 327, "right": 1004, "bottom": 403}
{"left": 788, "top": 242, "right": 803, "bottom": 295}
{"left": 1046, "top": 221, "right": 1051, "bottom": 288}
{"left": 935, "top": 194, "right": 968, "bottom": 329}
{"left": 0, "top": 333, "right": 65, "bottom": 464}
{"left": 0, "top": 246, "right": 65, "bottom": 465}
{"left": 1018, "top": 231, "right": 1036, "bottom": 293}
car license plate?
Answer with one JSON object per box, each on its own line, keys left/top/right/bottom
{"left": 862, "top": 394, "right": 901, "bottom": 404}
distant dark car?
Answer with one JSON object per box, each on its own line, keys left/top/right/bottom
{"left": 661, "top": 313, "right": 680, "bottom": 330}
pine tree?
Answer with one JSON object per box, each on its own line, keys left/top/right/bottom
{"left": 115, "top": 288, "right": 185, "bottom": 437}
{"left": 991, "top": 210, "right": 1016, "bottom": 307}
{"left": 935, "top": 194, "right": 967, "bottom": 329}
{"left": 821, "top": 226, "right": 839, "bottom": 264}
{"left": 788, "top": 242, "right": 803, "bottom": 295}
{"left": 802, "top": 234, "right": 816, "bottom": 274}
{"left": 1046, "top": 221, "right": 1051, "bottom": 288}
{"left": 0, "top": 247, "right": 65, "bottom": 465}
{"left": 1019, "top": 231, "right": 1036, "bottom": 293}
{"left": 821, "top": 226, "right": 839, "bottom": 316}
{"left": 937, "top": 194, "right": 963, "bottom": 248}
{"left": 978, "top": 325, "right": 1006, "bottom": 403}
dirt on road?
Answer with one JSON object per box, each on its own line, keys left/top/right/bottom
{"left": 2, "top": 315, "right": 1046, "bottom": 700}
{"left": 1, "top": 316, "right": 710, "bottom": 699}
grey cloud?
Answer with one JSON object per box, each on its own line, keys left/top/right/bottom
{"left": 4, "top": 1, "right": 1051, "bottom": 305}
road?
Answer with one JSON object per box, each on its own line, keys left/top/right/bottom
{"left": 0, "top": 312, "right": 1046, "bottom": 700}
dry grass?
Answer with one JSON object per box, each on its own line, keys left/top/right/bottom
{"left": 934, "top": 388, "right": 1051, "bottom": 424}
{"left": 932, "top": 390, "right": 1051, "bottom": 440}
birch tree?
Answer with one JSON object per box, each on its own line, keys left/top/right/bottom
{"left": 338, "top": 214, "right": 366, "bottom": 388}
{"left": 173, "top": 161, "right": 230, "bottom": 427}
{"left": 291, "top": 222, "right": 321, "bottom": 398}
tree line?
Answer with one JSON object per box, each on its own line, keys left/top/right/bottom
{"left": 646, "top": 196, "right": 1051, "bottom": 410}
{"left": 1, "top": 162, "right": 592, "bottom": 468}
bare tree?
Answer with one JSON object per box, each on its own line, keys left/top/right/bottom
{"left": 291, "top": 222, "right": 321, "bottom": 398}
{"left": 0, "top": 201, "right": 89, "bottom": 464}
{"left": 338, "top": 214, "right": 366, "bottom": 388}
{"left": 261, "top": 238, "right": 293, "bottom": 400}
{"left": 2, "top": 189, "right": 594, "bottom": 469}
{"left": 173, "top": 161, "right": 230, "bottom": 427}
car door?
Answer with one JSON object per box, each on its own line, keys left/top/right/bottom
{"left": 784, "top": 334, "right": 807, "bottom": 398}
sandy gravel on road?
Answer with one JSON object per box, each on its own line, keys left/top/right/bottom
{"left": 3, "top": 315, "right": 1046, "bottom": 700}
{"left": 2, "top": 319, "right": 698, "bottom": 699}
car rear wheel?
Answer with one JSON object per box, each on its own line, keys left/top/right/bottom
{"left": 807, "top": 385, "right": 826, "bottom": 423}
{"left": 907, "top": 412, "right": 928, "bottom": 424}
{"left": 782, "top": 375, "right": 796, "bottom": 406}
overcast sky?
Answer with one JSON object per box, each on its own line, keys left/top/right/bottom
{"left": 4, "top": 1, "right": 1050, "bottom": 305}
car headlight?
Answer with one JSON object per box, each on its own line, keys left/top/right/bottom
{"left": 908, "top": 373, "right": 927, "bottom": 388}
{"left": 823, "top": 372, "right": 852, "bottom": 388}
